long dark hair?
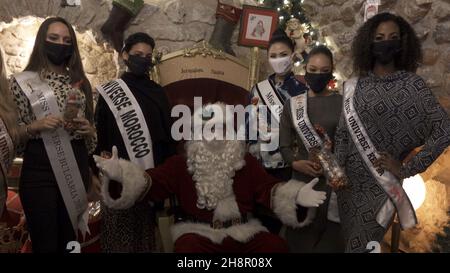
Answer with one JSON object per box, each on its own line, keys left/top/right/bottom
{"left": 351, "top": 12, "right": 422, "bottom": 77}
{"left": 25, "top": 17, "right": 93, "bottom": 122}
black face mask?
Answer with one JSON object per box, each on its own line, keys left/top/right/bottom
{"left": 305, "top": 72, "right": 333, "bottom": 94}
{"left": 125, "top": 55, "right": 153, "bottom": 76}
{"left": 44, "top": 41, "right": 73, "bottom": 66}
{"left": 372, "top": 39, "right": 402, "bottom": 65}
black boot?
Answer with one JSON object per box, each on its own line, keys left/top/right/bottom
{"left": 101, "top": 3, "right": 134, "bottom": 52}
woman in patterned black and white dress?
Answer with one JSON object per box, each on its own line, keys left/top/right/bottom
{"left": 334, "top": 13, "right": 450, "bottom": 253}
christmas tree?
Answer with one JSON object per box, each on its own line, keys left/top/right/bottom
{"left": 259, "top": 0, "right": 320, "bottom": 45}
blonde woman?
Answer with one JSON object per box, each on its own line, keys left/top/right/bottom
{"left": 0, "top": 48, "right": 29, "bottom": 218}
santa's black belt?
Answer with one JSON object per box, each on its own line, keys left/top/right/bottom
{"left": 177, "top": 213, "right": 249, "bottom": 229}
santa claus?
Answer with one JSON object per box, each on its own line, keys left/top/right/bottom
{"left": 93, "top": 103, "right": 326, "bottom": 253}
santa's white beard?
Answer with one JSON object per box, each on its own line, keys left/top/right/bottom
{"left": 186, "top": 140, "right": 246, "bottom": 211}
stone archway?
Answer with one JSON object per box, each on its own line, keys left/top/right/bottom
{"left": 0, "top": 0, "right": 118, "bottom": 88}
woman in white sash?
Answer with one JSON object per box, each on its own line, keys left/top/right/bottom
{"left": 279, "top": 46, "right": 344, "bottom": 252}
{"left": 248, "top": 29, "right": 308, "bottom": 234}
{"left": 0, "top": 48, "right": 30, "bottom": 219}
{"left": 94, "top": 33, "right": 176, "bottom": 252}
{"left": 334, "top": 13, "right": 450, "bottom": 252}
{"left": 9, "top": 17, "right": 96, "bottom": 253}
{"left": 249, "top": 29, "right": 308, "bottom": 178}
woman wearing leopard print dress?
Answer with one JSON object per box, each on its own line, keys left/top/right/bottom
{"left": 334, "top": 13, "right": 450, "bottom": 253}
{"left": 9, "top": 17, "right": 96, "bottom": 253}
{"left": 94, "top": 33, "right": 176, "bottom": 252}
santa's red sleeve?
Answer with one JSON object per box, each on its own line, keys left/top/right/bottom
{"left": 101, "top": 155, "right": 183, "bottom": 210}
{"left": 250, "top": 156, "right": 317, "bottom": 228}
{"left": 144, "top": 155, "right": 183, "bottom": 202}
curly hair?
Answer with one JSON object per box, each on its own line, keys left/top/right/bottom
{"left": 351, "top": 12, "right": 422, "bottom": 77}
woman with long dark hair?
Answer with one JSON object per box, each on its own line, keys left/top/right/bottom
{"left": 335, "top": 12, "right": 450, "bottom": 252}
{"left": 10, "top": 17, "right": 96, "bottom": 253}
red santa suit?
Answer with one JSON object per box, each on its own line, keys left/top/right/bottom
{"left": 94, "top": 104, "right": 324, "bottom": 253}
{"left": 95, "top": 142, "right": 321, "bottom": 253}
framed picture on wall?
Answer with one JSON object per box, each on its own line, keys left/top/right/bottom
{"left": 238, "top": 5, "right": 279, "bottom": 48}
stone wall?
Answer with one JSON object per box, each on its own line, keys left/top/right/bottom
{"left": 0, "top": 0, "right": 119, "bottom": 88}
{"left": 0, "top": 0, "right": 446, "bottom": 103}
{"left": 0, "top": 0, "right": 261, "bottom": 86}
{"left": 0, "top": 16, "right": 117, "bottom": 88}
{"left": 125, "top": 0, "right": 260, "bottom": 70}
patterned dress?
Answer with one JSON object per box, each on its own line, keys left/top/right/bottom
{"left": 95, "top": 72, "right": 175, "bottom": 252}
{"left": 334, "top": 71, "right": 450, "bottom": 253}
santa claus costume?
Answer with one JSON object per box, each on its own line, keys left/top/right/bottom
{"left": 94, "top": 103, "right": 326, "bottom": 253}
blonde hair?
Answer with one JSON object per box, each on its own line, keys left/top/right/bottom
{"left": 0, "top": 47, "right": 19, "bottom": 143}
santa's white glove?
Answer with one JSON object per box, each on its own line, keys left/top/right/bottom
{"left": 93, "top": 146, "right": 123, "bottom": 183}
{"left": 296, "top": 178, "right": 327, "bottom": 207}
{"left": 93, "top": 146, "right": 148, "bottom": 210}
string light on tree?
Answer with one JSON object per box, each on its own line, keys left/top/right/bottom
{"left": 259, "top": 0, "right": 323, "bottom": 47}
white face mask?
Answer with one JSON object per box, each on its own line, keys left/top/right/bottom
{"left": 269, "top": 55, "right": 292, "bottom": 74}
